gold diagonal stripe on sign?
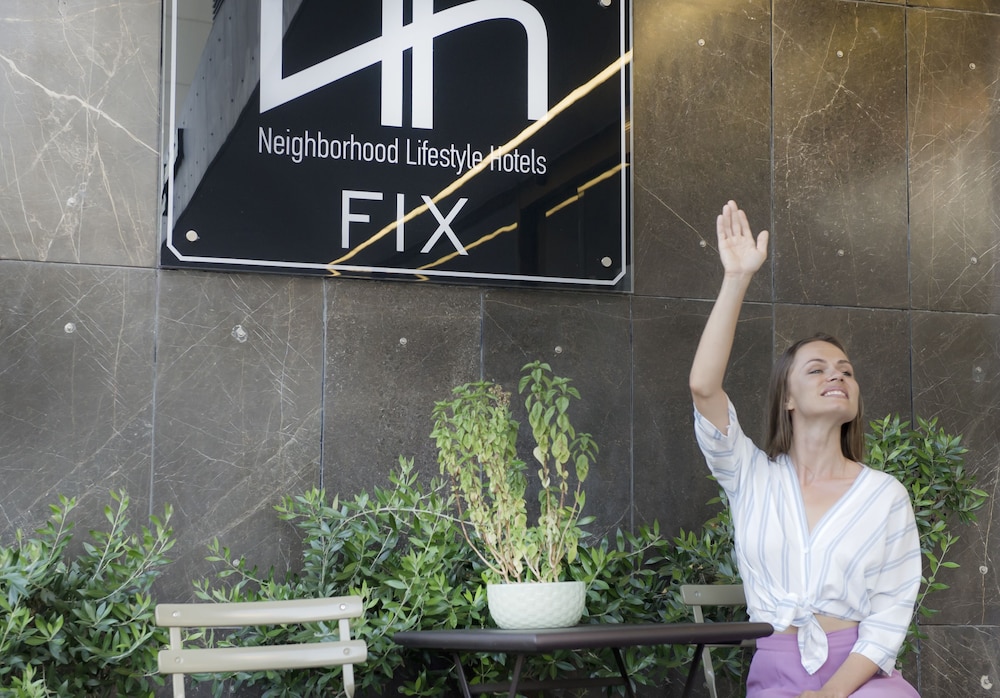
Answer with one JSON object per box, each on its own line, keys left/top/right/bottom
{"left": 327, "top": 49, "right": 632, "bottom": 270}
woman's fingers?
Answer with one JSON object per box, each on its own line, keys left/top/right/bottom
{"left": 714, "top": 200, "right": 769, "bottom": 273}
{"left": 734, "top": 205, "right": 751, "bottom": 237}
{"left": 718, "top": 200, "right": 753, "bottom": 242}
{"left": 756, "top": 228, "right": 770, "bottom": 254}
{"left": 724, "top": 200, "right": 753, "bottom": 240}
{"left": 717, "top": 200, "right": 739, "bottom": 240}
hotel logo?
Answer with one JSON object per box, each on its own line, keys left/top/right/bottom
{"left": 259, "top": 0, "right": 550, "bottom": 129}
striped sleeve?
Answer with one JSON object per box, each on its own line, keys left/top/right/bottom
{"left": 852, "top": 477, "right": 922, "bottom": 675}
{"left": 693, "top": 399, "right": 746, "bottom": 499}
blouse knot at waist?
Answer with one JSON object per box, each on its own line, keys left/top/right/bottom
{"left": 773, "top": 597, "right": 828, "bottom": 675}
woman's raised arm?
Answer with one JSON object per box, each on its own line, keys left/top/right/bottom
{"left": 689, "top": 200, "right": 769, "bottom": 431}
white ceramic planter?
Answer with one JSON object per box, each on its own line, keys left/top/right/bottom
{"left": 486, "top": 580, "right": 586, "bottom": 629}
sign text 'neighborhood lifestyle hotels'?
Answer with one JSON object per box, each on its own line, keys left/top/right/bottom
{"left": 164, "top": 0, "right": 633, "bottom": 291}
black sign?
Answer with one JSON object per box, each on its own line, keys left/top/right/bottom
{"left": 163, "top": 0, "right": 632, "bottom": 291}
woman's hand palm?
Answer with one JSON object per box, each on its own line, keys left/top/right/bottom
{"left": 717, "top": 200, "right": 768, "bottom": 275}
{"left": 720, "top": 233, "right": 767, "bottom": 274}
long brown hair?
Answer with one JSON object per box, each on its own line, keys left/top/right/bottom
{"left": 764, "top": 333, "right": 865, "bottom": 461}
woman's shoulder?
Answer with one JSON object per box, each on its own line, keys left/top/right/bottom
{"left": 859, "top": 465, "right": 912, "bottom": 500}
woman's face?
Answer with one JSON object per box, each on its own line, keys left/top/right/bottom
{"left": 784, "top": 340, "right": 860, "bottom": 423}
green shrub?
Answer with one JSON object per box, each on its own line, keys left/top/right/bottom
{"left": 0, "top": 491, "right": 174, "bottom": 697}
{"left": 194, "top": 457, "right": 481, "bottom": 696}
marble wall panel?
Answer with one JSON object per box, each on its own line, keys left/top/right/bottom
{"left": 774, "top": 305, "right": 913, "bottom": 426}
{"left": 908, "top": 0, "right": 1000, "bottom": 12}
{"left": 482, "top": 290, "right": 632, "bottom": 534}
{"left": 323, "top": 280, "right": 482, "bottom": 495}
{"left": 0, "top": 261, "right": 155, "bottom": 536}
{"left": 632, "top": 0, "right": 771, "bottom": 301}
{"left": 773, "top": 0, "right": 909, "bottom": 309}
{"left": 908, "top": 9, "right": 1000, "bottom": 314}
{"left": 632, "top": 296, "right": 773, "bottom": 534}
{"left": 153, "top": 271, "right": 325, "bottom": 599}
{"left": 919, "top": 624, "right": 1000, "bottom": 696}
{"left": 912, "top": 311, "right": 1000, "bottom": 626}
{"left": 0, "top": 0, "right": 160, "bottom": 267}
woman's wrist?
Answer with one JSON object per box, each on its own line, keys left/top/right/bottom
{"left": 818, "top": 689, "right": 849, "bottom": 698}
{"left": 717, "top": 271, "right": 755, "bottom": 298}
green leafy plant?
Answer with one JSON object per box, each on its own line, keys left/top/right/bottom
{"left": 0, "top": 490, "right": 174, "bottom": 697}
{"left": 430, "top": 361, "right": 598, "bottom": 583}
{"left": 4, "top": 665, "right": 48, "bottom": 698}
{"left": 193, "top": 458, "right": 482, "bottom": 697}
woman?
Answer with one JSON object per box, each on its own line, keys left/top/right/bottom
{"left": 689, "top": 200, "right": 921, "bottom": 698}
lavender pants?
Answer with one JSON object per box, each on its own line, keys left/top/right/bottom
{"left": 746, "top": 628, "right": 920, "bottom": 697}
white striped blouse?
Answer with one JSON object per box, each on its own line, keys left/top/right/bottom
{"left": 694, "top": 399, "right": 922, "bottom": 675}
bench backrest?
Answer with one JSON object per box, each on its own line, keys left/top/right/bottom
{"left": 679, "top": 584, "right": 750, "bottom": 698}
{"left": 155, "top": 596, "right": 367, "bottom": 698}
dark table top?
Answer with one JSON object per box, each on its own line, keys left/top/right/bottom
{"left": 394, "top": 621, "right": 773, "bottom": 653}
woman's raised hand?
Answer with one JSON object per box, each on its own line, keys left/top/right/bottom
{"left": 717, "top": 200, "right": 769, "bottom": 276}
{"left": 689, "top": 200, "right": 768, "bottom": 421}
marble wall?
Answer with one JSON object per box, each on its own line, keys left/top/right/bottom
{"left": 0, "top": 0, "right": 998, "bottom": 695}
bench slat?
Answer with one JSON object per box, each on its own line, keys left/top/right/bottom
{"left": 156, "top": 596, "right": 363, "bottom": 627}
{"left": 158, "top": 640, "right": 368, "bottom": 674}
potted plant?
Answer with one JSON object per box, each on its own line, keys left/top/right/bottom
{"left": 430, "top": 361, "right": 598, "bottom": 629}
